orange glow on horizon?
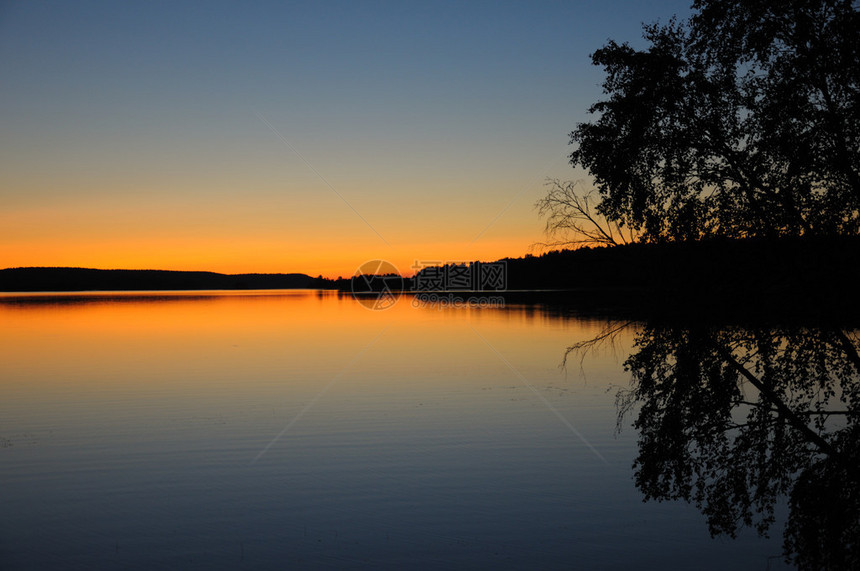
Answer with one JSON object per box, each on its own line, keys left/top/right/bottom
{"left": 0, "top": 235, "right": 537, "bottom": 279}
{"left": 0, "top": 185, "right": 549, "bottom": 277}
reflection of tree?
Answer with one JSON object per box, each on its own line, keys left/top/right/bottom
{"left": 786, "top": 423, "right": 860, "bottom": 569}
{"left": 577, "top": 324, "right": 860, "bottom": 568}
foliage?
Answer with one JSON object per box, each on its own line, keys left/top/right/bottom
{"left": 568, "top": 0, "right": 860, "bottom": 241}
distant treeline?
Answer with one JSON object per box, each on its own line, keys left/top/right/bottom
{"left": 0, "top": 267, "right": 335, "bottom": 292}
{"left": 501, "top": 235, "right": 860, "bottom": 290}
{"left": 335, "top": 235, "right": 860, "bottom": 289}
{"left": 494, "top": 236, "right": 860, "bottom": 320}
{"left": 3, "top": 237, "right": 858, "bottom": 319}
{"left": 334, "top": 235, "right": 860, "bottom": 320}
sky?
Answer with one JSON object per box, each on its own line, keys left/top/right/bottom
{"left": 0, "top": 0, "right": 693, "bottom": 278}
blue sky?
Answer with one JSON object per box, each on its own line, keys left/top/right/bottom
{"left": 0, "top": 0, "right": 693, "bottom": 274}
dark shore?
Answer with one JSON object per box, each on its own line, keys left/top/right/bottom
{"left": 3, "top": 236, "right": 858, "bottom": 323}
{"left": 0, "top": 267, "right": 331, "bottom": 292}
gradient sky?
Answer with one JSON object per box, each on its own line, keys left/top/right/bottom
{"left": 1, "top": 0, "right": 692, "bottom": 277}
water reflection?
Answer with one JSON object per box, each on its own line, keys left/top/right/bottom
{"left": 574, "top": 323, "right": 860, "bottom": 568}
{"left": 0, "top": 291, "right": 820, "bottom": 569}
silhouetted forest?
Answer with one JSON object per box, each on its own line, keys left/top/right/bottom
{"left": 337, "top": 236, "right": 860, "bottom": 319}
{"left": 499, "top": 236, "right": 860, "bottom": 318}
{"left": 496, "top": 238, "right": 857, "bottom": 321}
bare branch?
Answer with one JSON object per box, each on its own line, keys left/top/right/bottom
{"left": 534, "top": 179, "right": 642, "bottom": 250}
{"left": 562, "top": 320, "right": 637, "bottom": 368}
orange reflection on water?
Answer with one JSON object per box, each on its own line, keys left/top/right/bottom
{"left": 0, "top": 291, "right": 628, "bottom": 398}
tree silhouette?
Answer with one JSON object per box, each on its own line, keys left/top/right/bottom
{"left": 589, "top": 323, "right": 860, "bottom": 567}
{"left": 566, "top": 0, "right": 860, "bottom": 241}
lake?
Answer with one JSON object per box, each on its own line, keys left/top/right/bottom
{"left": 0, "top": 290, "right": 810, "bottom": 569}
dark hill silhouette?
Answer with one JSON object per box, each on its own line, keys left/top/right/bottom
{"left": 0, "top": 267, "right": 334, "bottom": 292}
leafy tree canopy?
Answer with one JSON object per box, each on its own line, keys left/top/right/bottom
{"left": 570, "top": 0, "right": 860, "bottom": 241}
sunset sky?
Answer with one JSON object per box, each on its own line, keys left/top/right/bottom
{"left": 1, "top": 1, "right": 691, "bottom": 278}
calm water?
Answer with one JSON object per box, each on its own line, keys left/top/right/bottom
{"left": 0, "top": 291, "right": 792, "bottom": 569}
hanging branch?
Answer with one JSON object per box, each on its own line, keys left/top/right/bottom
{"left": 534, "top": 179, "right": 641, "bottom": 249}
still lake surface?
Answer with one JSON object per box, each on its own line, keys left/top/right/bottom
{"left": 0, "top": 290, "right": 791, "bottom": 569}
